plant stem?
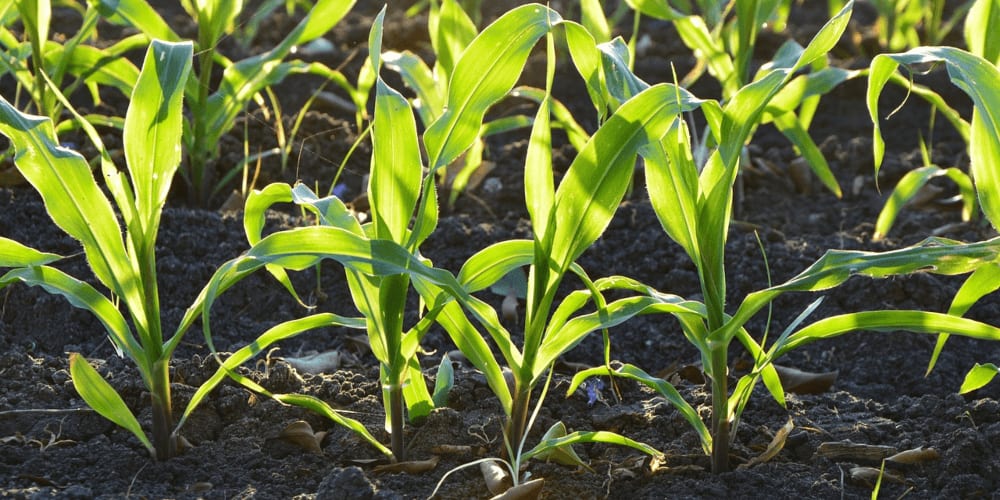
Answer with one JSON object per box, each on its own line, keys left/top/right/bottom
{"left": 709, "top": 346, "right": 729, "bottom": 473}
{"left": 504, "top": 384, "right": 532, "bottom": 461}
{"left": 150, "top": 359, "right": 175, "bottom": 461}
{"left": 389, "top": 384, "right": 405, "bottom": 461}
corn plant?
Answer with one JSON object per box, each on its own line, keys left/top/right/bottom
{"left": 0, "top": 0, "right": 144, "bottom": 130}
{"left": 182, "top": 5, "right": 546, "bottom": 462}
{"left": 622, "top": 0, "right": 856, "bottom": 201}
{"left": 0, "top": 40, "right": 220, "bottom": 461}
{"left": 188, "top": 4, "right": 668, "bottom": 470}
{"left": 383, "top": 0, "right": 588, "bottom": 207}
{"left": 565, "top": 2, "right": 1000, "bottom": 474}
{"left": 861, "top": 0, "right": 974, "bottom": 51}
{"left": 867, "top": 0, "right": 999, "bottom": 240}
{"left": 91, "top": 0, "right": 363, "bottom": 206}
{"left": 390, "top": 5, "right": 711, "bottom": 465}
{"left": 867, "top": 44, "right": 1000, "bottom": 389}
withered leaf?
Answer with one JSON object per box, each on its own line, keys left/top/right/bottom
{"left": 739, "top": 417, "right": 794, "bottom": 469}
{"left": 886, "top": 446, "right": 940, "bottom": 465}
{"left": 278, "top": 420, "right": 325, "bottom": 453}
{"left": 491, "top": 477, "right": 544, "bottom": 500}
{"left": 775, "top": 365, "right": 838, "bottom": 394}
{"left": 373, "top": 455, "right": 440, "bottom": 474}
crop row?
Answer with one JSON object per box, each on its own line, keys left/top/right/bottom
{"left": 1, "top": 0, "right": 999, "bottom": 495}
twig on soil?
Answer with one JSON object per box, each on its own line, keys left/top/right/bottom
{"left": 0, "top": 408, "right": 93, "bottom": 416}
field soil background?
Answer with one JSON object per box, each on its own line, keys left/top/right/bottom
{"left": 2, "top": 1, "right": 1000, "bottom": 498}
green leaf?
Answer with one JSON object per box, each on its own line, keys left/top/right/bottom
{"left": 567, "top": 364, "right": 710, "bottom": 455}
{"left": 93, "top": 0, "right": 180, "bottom": 41}
{"left": 545, "top": 83, "right": 702, "bottom": 279}
{"left": 527, "top": 421, "right": 589, "bottom": 468}
{"left": 47, "top": 43, "right": 141, "bottom": 96}
{"left": 383, "top": 50, "right": 444, "bottom": 124}
{"left": 69, "top": 353, "right": 154, "bottom": 457}
{"left": 647, "top": 119, "right": 701, "bottom": 263}
{"left": 771, "top": 111, "right": 841, "bottom": 197}
{"left": 959, "top": 363, "right": 1000, "bottom": 393}
{"left": 775, "top": 311, "right": 1000, "bottom": 358}
{"left": 125, "top": 40, "right": 192, "bottom": 246}
{"left": 522, "top": 428, "right": 662, "bottom": 463}
{"left": 370, "top": 74, "right": 422, "bottom": 244}
{"left": 580, "top": 0, "right": 611, "bottom": 43}
{"left": 0, "top": 266, "right": 141, "bottom": 363}
{"left": 874, "top": 166, "right": 972, "bottom": 240}
{"left": 867, "top": 47, "right": 1000, "bottom": 228}
{"left": 424, "top": 4, "right": 562, "bottom": 171}
{"left": 0, "top": 237, "right": 62, "bottom": 267}
{"left": 525, "top": 93, "right": 554, "bottom": 241}
{"left": 429, "top": 0, "right": 478, "bottom": 82}
{"left": 177, "top": 313, "right": 364, "bottom": 432}
{"left": 0, "top": 95, "right": 138, "bottom": 327}
{"left": 562, "top": 21, "right": 607, "bottom": 121}
{"left": 431, "top": 352, "right": 454, "bottom": 408}
{"left": 928, "top": 263, "right": 1000, "bottom": 375}
{"left": 537, "top": 295, "right": 702, "bottom": 381}
{"left": 966, "top": 0, "right": 1000, "bottom": 65}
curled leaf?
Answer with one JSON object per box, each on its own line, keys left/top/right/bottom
{"left": 739, "top": 417, "right": 794, "bottom": 469}
{"left": 278, "top": 420, "right": 326, "bottom": 453}
{"left": 481, "top": 460, "right": 512, "bottom": 496}
{"left": 774, "top": 365, "right": 838, "bottom": 394}
{"left": 373, "top": 455, "right": 440, "bottom": 474}
{"left": 886, "top": 446, "right": 940, "bottom": 465}
{"left": 491, "top": 477, "right": 544, "bottom": 500}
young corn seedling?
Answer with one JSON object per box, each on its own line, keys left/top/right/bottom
{"left": 0, "top": 0, "right": 143, "bottom": 131}
{"left": 382, "top": 0, "right": 589, "bottom": 208}
{"left": 865, "top": 0, "right": 974, "bottom": 52}
{"left": 867, "top": 43, "right": 1000, "bottom": 389}
{"left": 867, "top": 0, "right": 999, "bottom": 240}
{"left": 183, "top": 5, "right": 575, "bottom": 462}
{"left": 408, "top": 5, "right": 708, "bottom": 467}
{"left": 91, "top": 0, "right": 363, "bottom": 206}
{"left": 0, "top": 40, "right": 220, "bottom": 461}
{"left": 623, "top": 0, "right": 856, "bottom": 200}
{"left": 570, "top": 2, "right": 1000, "bottom": 474}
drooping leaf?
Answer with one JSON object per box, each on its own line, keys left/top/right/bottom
{"left": 69, "top": 353, "right": 154, "bottom": 457}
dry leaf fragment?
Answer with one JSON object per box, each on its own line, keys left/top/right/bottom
{"left": 815, "top": 441, "right": 896, "bottom": 462}
{"left": 850, "top": 466, "right": 905, "bottom": 486}
{"left": 481, "top": 460, "right": 512, "bottom": 496}
{"left": 278, "top": 420, "right": 326, "bottom": 453}
{"left": 739, "top": 417, "right": 794, "bottom": 469}
{"left": 788, "top": 157, "right": 812, "bottom": 194}
{"left": 774, "top": 365, "right": 838, "bottom": 394}
{"left": 372, "top": 455, "right": 440, "bottom": 474}
{"left": 491, "top": 478, "right": 544, "bottom": 500}
{"left": 280, "top": 351, "right": 341, "bottom": 375}
{"left": 886, "top": 446, "right": 940, "bottom": 465}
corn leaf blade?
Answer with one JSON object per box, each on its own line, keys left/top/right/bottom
{"left": 69, "top": 353, "right": 154, "bottom": 456}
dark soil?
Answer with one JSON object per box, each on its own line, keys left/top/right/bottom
{"left": 2, "top": 1, "right": 999, "bottom": 499}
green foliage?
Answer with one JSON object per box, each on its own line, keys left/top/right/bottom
{"left": 93, "top": 0, "right": 360, "bottom": 206}
{"left": 869, "top": 0, "right": 973, "bottom": 51}
{"left": 867, "top": 0, "right": 1000, "bottom": 239}
{"left": 383, "top": 0, "right": 588, "bottom": 208}
{"left": 868, "top": 44, "right": 1000, "bottom": 386}
{"left": 0, "top": 0, "right": 143, "bottom": 129}
{"left": 623, "top": 0, "right": 853, "bottom": 198}
{"left": 0, "top": 40, "right": 205, "bottom": 460}
{"left": 561, "top": 2, "right": 1000, "bottom": 474}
